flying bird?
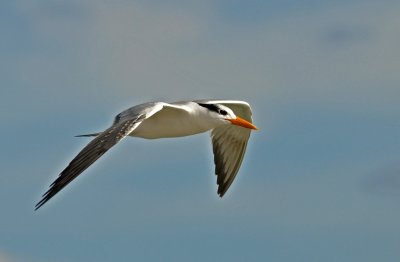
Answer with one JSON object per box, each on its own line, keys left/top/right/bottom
{"left": 35, "top": 100, "right": 257, "bottom": 210}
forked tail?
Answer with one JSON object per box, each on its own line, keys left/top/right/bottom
{"left": 75, "top": 132, "right": 100, "bottom": 137}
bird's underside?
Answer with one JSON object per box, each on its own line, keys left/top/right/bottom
{"left": 35, "top": 100, "right": 256, "bottom": 210}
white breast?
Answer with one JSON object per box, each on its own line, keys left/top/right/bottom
{"left": 131, "top": 103, "right": 217, "bottom": 139}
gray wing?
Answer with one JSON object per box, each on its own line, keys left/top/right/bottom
{"left": 36, "top": 103, "right": 166, "bottom": 210}
{"left": 204, "top": 100, "right": 254, "bottom": 196}
{"left": 35, "top": 115, "right": 146, "bottom": 210}
{"left": 212, "top": 124, "right": 251, "bottom": 196}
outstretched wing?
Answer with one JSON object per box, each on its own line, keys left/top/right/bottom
{"left": 211, "top": 124, "right": 251, "bottom": 196}
{"left": 36, "top": 103, "right": 167, "bottom": 210}
{"left": 199, "top": 100, "right": 254, "bottom": 196}
{"left": 35, "top": 117, "right": 144, "bottom": 210}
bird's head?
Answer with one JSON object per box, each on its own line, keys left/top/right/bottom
{"left": 197, "top": 103, "right": 258, "bottom": 130}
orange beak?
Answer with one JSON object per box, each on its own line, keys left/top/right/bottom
{"left": 227, "top": 117, "right": 258, "bottom": 130}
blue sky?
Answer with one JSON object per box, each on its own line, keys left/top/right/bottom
{"left": 1, "top": 1, "right": 400, "bottom": 261}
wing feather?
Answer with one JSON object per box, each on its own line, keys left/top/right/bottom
{"left": 212, "top": 125, "right": 251, "bottom": 196}
{"left": 35, "top": 103, "right": 169, "bottom": 209}
{"left": 35, "top": 115, "right": 145, "bottom": 210}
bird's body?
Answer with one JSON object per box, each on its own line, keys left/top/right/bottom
{"left": 35, "top": 100, "right": 257, "bottom": 210}
{"left": 131, "top": 101, "right": 216, "bottom": 139}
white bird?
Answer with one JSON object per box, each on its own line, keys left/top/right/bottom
{"left": 35, "top": 100, "right": 258, "bottom": 210}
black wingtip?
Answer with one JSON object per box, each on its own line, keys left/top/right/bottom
{"left": 217, "top": 187, "right": 226, "bottom": 198}
{"left": 34, "top": 199, "right": 45, "bottom": 211}
{"left": 35, "top": 187, "right": 54, "bottom": 210}
{"left": 35, "top": 194, "right": 49, "bottom": 210}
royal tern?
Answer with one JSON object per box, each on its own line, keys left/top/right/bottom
{"left": 35, "top": 100, "right": 257, "bottom": 210}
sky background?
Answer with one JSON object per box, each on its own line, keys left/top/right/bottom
{"left": 1, "top": 0, "right": 400, "bottom": 261}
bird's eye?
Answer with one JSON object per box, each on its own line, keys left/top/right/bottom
{"left": 219, "top": 109, "right": 228, "bottom": 116}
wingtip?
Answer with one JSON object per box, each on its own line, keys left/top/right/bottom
{"left": 35, "top": 196, "right": 52, "bottom": 210}
{"left": 34, "top": 201, "right": 44, "bottom": 211}
{"left": 217, "top": 187, "right": 226, "bottom": 198}
{"left": 34, "top": 191, "right": 51, "bottom": 210}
